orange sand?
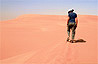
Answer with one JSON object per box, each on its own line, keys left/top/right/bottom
{"left": 0, "top": 14, "right": 98, "bottom": 64}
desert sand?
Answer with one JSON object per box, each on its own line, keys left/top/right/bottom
{"left": 0, "top": 14, "right": 98, "bottom": 64}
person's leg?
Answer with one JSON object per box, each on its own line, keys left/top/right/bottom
{"left": 67, "top": 26, "right": 70, "bottom": 37}
{"left": 67, "top": 25, "right": 70, "bottom": 41}
{"left": 72, "top": 29, "right": 75, "bottom": 39}
{"left": 72, "top": 25, "right": 76, "bottom": 40}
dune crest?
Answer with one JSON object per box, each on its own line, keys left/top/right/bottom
{"left": 1, "top": 15, "right": 98, "bottom": 64}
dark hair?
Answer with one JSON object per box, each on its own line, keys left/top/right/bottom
{"left": 68, "top": 9, "right": 74, "bottom": 13}
{"left": 72, "top": 9, "right": 74, "bottom": 11}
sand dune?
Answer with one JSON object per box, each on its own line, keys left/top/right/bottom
{"left": 0, "top": 14, "right": 98, "bottom": 64}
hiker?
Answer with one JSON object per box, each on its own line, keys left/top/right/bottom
{"left": 66, "top": 9, "right": 78, "bottom": 43}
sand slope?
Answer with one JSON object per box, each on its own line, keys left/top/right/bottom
{"left": 0, "top": 14, "right": 98, "bottom": 64}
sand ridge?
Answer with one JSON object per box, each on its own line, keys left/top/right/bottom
{"left": 0, "top": 14, "right": 98, "bottom": 64}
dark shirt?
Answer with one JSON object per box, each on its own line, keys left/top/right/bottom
{"left": 68, "top": 12, "right": 77, "bottom": 23}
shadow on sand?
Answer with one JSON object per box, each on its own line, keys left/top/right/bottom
{"left": 72, "top": 39, "right": 86, "bottom": 43}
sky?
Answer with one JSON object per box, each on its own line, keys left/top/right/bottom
{"left": 0, "top": 0, "right": 98, "bottom": 21}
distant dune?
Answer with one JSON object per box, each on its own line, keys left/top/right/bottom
{"left": 0, "top": 14, "right": 98, "bottom": 64}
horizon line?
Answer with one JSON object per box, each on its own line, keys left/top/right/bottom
{"left": 0, "top": 14, "right": 98, "bottom": 21}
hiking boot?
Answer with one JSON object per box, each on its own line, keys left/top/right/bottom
{"left": 71, "top": 40, "right": 76, "bottom": 43}
{"left": 67, "top": 37, "right": 70, "bottom": 42}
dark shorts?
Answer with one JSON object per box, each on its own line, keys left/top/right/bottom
{"left": 67, "top": 22, "right": 77, "bottom": 39}
{"left": 67, "top": 22, "right": 76, "bottom": 30}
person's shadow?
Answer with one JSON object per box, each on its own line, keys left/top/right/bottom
{"left": 72, "top": 39, "right": 86, "bottom": 43}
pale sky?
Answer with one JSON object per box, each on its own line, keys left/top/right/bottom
{"left": 0, "top": 0, "right": 98, "bottom": 21}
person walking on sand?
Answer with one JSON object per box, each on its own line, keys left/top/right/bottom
{"left": 66, "top": 9, "right": 78, "bottom": 43}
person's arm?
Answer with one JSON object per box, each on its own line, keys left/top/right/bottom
{"left": 67, "top": 17, "right": 70, "bottom": 25}
{"left": 75, "top": 17, "right": 78, "bottom": 26}
{"left": 75, "top": 13, "right": 78, "bottom": 26}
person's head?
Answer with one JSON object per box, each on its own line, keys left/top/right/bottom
{"left": 68, "top": 9, "right": 74, "bottom": 13}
